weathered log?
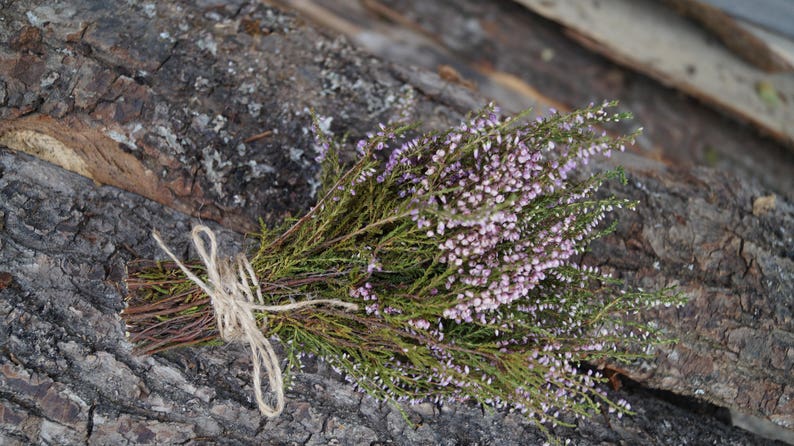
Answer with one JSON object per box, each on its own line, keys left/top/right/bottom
{"left": 1, "top": 0, "right": 792, "bottom": 444}
{"left": 304, "top": 0, "right": 794, "bottom": 202}
{"left": 663, "top": 0, "right": 794, "bottom": 72}
{"left": 0, "top": 0, "right": 440, "bottom": 234}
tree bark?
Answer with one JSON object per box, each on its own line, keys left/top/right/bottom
{"left": 1, "top": 0, "right": 791, "bottom": 444}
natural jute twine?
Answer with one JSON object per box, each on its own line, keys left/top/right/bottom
{"left": 152, "top": 225, "right": 358, "bottom": 417}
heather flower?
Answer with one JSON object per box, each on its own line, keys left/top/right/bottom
{"left": 125, "top": 101, "right": 683, "bottom": 441}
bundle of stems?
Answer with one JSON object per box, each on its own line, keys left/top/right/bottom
{"left": 124, "top": 102, "right": 681, "bottom": 432}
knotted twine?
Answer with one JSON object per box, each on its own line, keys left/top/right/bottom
{"left": 152, "top": 225, "right": 358, "bottom": 417}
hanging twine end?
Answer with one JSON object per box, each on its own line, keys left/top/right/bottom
{"left": 151, "top": 225, "right": 357, "bottom": 418}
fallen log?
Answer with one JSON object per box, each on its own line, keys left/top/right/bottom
{"left": 0, "top": 0, "right": 791, "bottom": 444}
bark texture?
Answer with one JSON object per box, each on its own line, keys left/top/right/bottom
{"left": 0, "top": 0, "right": 792, "bottom": 444}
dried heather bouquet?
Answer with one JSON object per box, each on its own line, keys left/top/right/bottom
{"left": 124, "top": 101, "right": 681, "bottom": 432}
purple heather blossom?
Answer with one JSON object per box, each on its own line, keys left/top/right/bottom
{"left": 350, "top": 282, "right": 377, "bottom": 301}
{"left": 366, "top": 256, "right": 382, "bottom": 273}
{"left": 373, "top": 104, "right": 626, "bottom": 324}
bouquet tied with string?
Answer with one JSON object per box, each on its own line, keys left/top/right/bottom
{"left": 123, "top": 101, "right": 682, "bottom": 433}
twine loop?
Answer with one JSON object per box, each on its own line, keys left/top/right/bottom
{"left": 152, "top": 225, "right": 358, "bottom": 417}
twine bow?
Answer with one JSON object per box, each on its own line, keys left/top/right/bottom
{"left": 152, "top": 225, "right": 358, "bottom": 417}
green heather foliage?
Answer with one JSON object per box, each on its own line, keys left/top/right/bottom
{"left": 125, "top": 101, "right": 682, "bottom": 434}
